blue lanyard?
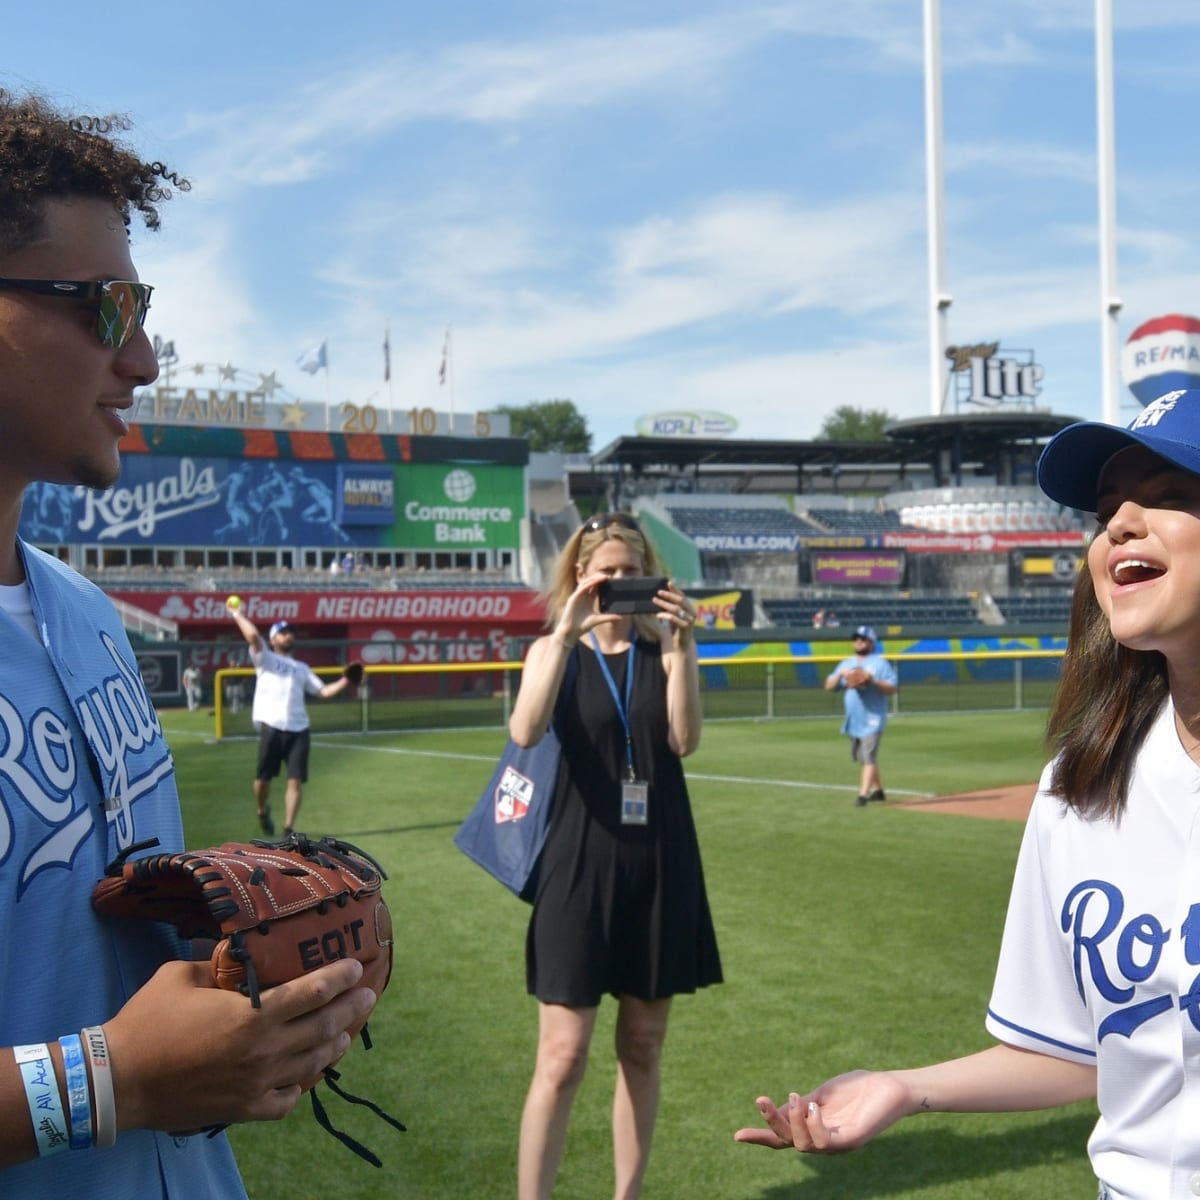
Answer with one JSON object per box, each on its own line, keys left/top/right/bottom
{"left": 588, "top": 631, "right": 637, "bottom": 780}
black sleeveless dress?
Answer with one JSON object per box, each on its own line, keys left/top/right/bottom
{"left": 525, "top": 637, "right": 723, "bottom": 1005}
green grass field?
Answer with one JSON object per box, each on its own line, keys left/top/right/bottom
{"left": 161, "top": 706, "right": 1098, "bottom": 1199}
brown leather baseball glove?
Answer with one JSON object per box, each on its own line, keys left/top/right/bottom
{"left": 92, "top": 833, "right": 402, "bottom": 1163}
{"left": 93, "top": 833, "right": 392, "bottom": 1021}
{"left": 842, "top": 667, "right": 872, "bottom": 689}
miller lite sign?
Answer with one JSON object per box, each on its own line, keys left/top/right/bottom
{"left": 946, "top": 342, "right": 1044, "bottom": 409}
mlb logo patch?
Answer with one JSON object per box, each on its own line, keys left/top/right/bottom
{"left": 494, "top": 765, "right": 535, "bottom": 823}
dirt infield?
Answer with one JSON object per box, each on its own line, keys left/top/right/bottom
{"left": 897, "top": 783, "right": 1037, "bottom": 822}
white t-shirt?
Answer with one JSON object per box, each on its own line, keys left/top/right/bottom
{"left": 0, "top": 579, "right": 38, "bottom": 641}
{"left": 987, "top": 701, "right": 1200, "bottom": 1199}
{"left": 249, "top": 645, "right": 325, "bottom": 732}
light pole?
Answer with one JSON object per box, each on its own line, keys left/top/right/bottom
{"left": 1095, "top": 0, "right": 1122, "bottom": 424}
{"left": 924, "top": 0, "right": 951, "bottom": 416}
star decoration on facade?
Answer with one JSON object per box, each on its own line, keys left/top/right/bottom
{"left": 279, "top": 400, "right": 309, "bottom": 429}
{"left": 258, "top": 371, "right": 280, "bottom": 397}
{"left": 191, "top": 362, "right": 206, "bottom": 375}
{"left": 219, "top": 362, "right": 238, "bottom": 381}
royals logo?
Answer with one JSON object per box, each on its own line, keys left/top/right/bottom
{"left": 76, "top": 456, "right": 219, "bottom": 539}
{"left": 1130, "top": 389, "right": 1183, "bottom": 430}
{"left": 1063, "top": 878, "right": 1200, "bottom": 1040}
{"left": 0, "top": 630, "right": 172, "bottom": 896}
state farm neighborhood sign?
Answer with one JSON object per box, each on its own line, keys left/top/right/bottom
{"left": 107, "top": 589, "right": 546, "bottom": 626}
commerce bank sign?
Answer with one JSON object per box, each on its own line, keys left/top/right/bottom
{"left": 395, "top": 464, "right": 523, "bottom": 549}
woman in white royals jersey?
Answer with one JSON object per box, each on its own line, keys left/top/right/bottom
{"left": 736, "top": 387, "right": 1200, "bottom": 1200}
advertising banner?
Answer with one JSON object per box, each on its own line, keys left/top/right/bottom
{"left": 1008, "top": 549, "right": 1083, "bottom": 586}
{"left": 337, "top": 464, "right": 395, "bottom": 525}
{"left": 18, "top": 456, "right": 524, "bottom": 550}
{"left": 690, "top": 589, "right": 754, "bottom": 629}
{"left": 693, "top": 533, "right": 801, "bottom": 552}
{"left": 390, "top": 464, "right": 523, "bottom": 549}
{"left": 880, "top": 531, "right": 1084, "bottom": 553}
{"left": 107, "top": 589, "right": 546, "bottom": 628}
{"left": 812, "top": 552, "right": 905, "bottom": 585}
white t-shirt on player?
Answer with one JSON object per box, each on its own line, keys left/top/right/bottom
{"left": 249, "top": 645, "right": 325, "bottom": 732}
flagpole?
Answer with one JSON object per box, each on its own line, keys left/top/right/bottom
{"left": 447, "top": 325, "right": 455, "bottom": 430}
{"left": 384, "top": 323, "right": 393, "bottom": 431}
{"left": 324, "top": 343, "right": 332, "bottom": 431}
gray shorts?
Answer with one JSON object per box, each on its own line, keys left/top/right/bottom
{"left": 849, "top": 732, "right": 882, "bottom": 764}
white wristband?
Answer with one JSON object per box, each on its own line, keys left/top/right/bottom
{"left": 14, "top": 1043, "right": 69, "bottom": 1156}
{"left": 81, "top": 1026, "right": 117, "bottom": 1149}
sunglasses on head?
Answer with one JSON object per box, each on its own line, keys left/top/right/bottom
{"left": 0, "top": 277, "right": 153, "bottom": 349}
{"left": 582, "top": 512, "right": 642, "bottom": 534}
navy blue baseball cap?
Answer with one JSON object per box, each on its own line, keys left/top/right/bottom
{"left": 853, "top": 625, "right": 877, "bottom": 643}
{"left": 268, "top": 620, "right": 292, "bottom": 638}
{"left": 1038, "top": 389, "right": 1200, "bottom": 512}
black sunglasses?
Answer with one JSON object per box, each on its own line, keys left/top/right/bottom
{"left": 0, "top": 277, "right": 153, "bottom": 349}
{"left": 582, "top": 512, "right": 642, "bottom": 534}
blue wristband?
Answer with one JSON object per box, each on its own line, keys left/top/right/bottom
{"left": 14, "top": 1044, "right": 69, "bottom": 1156}
{"left": 59, "top": 1034, "right": 93, "bottom": 1150}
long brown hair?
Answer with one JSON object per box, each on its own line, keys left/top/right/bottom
{"left": 543, "top": 519, "right": 665, "bottom": 643}
{"left": 1045, "top": 556, "right": 1167, "bottom": 819}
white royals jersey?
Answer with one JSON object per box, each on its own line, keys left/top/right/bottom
{"left": 987, "top": 701, "right": 1200, "bottom": 1199}
{"left": 250, "top": 646, "right": 324, "bottom": 731}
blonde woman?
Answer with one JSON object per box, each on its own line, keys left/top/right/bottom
{"left": 512, "top": 513, "right": 723, "bottom": 1200}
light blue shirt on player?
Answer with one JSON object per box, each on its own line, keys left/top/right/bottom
{"left": 832, "top": 651, "right": 898, "bottom": 738}
{"left": 0, "top": 541, "right": 246, "bottom": 1198}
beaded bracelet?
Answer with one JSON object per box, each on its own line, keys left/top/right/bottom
{"left": 13, "top": 1043, "right": 69, "bottom": 1156}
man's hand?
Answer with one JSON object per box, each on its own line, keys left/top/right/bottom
{"left": 106, "top": 958, "right": 376, "bottom": 1134}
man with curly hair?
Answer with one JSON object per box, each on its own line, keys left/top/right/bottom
{"left": 0, "top": 90, "right": 377, "bottom": 1194}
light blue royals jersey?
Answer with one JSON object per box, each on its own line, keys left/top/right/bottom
{"left": 0, "top": 541, "right": 245, "bottom": 1198}
{"left": 832, "top": 651, "right": 898, "bottom": 738}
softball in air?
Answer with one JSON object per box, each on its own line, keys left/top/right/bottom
{"left": 226, "top": 595, "right": 242, "bottom": 611}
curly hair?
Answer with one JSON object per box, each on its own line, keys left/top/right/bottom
{"left": 0, "top": 89, "right": 189, "bottom": 256}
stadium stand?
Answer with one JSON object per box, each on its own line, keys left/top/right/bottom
{"left": 798, "top": 508, "right": 915, "bottom": 534}
{"left": 81, "top": 565, "right": 530, "bottom": 592}
{"left": 666, "top": 506, "right": 820, "bottom": 537}
{"left": 762, "top": 594, "right": 983, "bottom": 630}
{"left": 994, "top": 593, "right": 1074, "bottom": 626}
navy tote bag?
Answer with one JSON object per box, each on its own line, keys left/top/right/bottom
{"left": 454, "top": 649, "right": 578, "bottom": 902}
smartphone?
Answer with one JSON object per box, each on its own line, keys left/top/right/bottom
{"left": 597, "top": 576, "right": 669, "bottom": 614}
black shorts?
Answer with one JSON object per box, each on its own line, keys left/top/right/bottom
{"left": 256, "top": 725, "right": 311, "bottom": 782}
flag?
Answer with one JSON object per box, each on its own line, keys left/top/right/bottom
{"left": 438, "top": 328, "right": 449, "bottom": 385}
{"left": 383, "top": 329, "right": 391, "bottom": 383}
{"left": 296, "top": 342, "right": 327, "bottom": 374}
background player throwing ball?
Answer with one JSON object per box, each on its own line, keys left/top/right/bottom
{"left": 227, "top": 601, "right": 357, "bottom": 837}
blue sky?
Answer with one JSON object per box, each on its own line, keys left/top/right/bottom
{"left": 6, "top": 1, "right": 1200, "bottom": 450}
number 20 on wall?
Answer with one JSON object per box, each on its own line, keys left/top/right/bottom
{"left": 339, "top": 404, "right": 493, "bottom": 437}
